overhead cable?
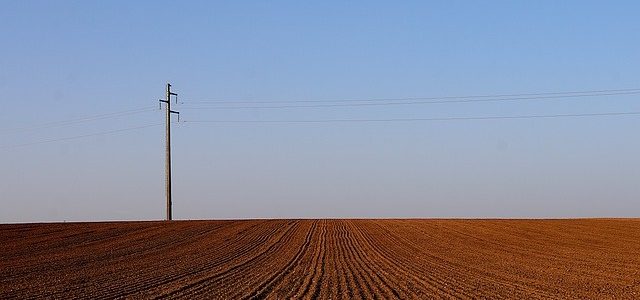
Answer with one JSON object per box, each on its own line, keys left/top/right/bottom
{"left": 180, "top": 91, "right": 640, "bottom": 110}
{"left": 1, "top": 123, "right": 163, "bottom": 149}
{"left": 182, "top": 111, "right": 640, "bottom": 124}
{"left": 180, "top": 87, "right": 640, "bottom": 105}
{"left": 1, "top": 106, "right": 158, "bottom": 135}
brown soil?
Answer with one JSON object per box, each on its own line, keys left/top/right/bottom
{"left": 1, "top": 219, "right": 639, "bottom": 299}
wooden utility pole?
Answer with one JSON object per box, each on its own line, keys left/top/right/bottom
{"left": 160, "top": 83, "right": 179, "bottom": 220}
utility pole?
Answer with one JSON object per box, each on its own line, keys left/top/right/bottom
{"left": 160, "top": 83, "right": 179, "bottom": 220}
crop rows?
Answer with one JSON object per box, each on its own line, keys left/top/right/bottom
{"left": 1, "top": 219, "right": 639, "bottom": 299}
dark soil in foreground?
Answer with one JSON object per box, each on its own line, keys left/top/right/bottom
{"left": 1, "top": 219, "right": 639, "bottom": 299}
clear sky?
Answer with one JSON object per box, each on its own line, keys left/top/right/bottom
{"left": 1, "top": 1, "right": 639, "bottom": 222}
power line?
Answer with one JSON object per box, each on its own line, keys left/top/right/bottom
{"left": 180, "top": 91, "right": 640, "bottom": 110}
{"left": 0, "top": 123, "right": 163, "bottom": 149}
{"left": 180, "top": 87, "right": 640, "bottom": 105}
{"left": 182, "top": 111, "right": 640, "bottom": 124}
{"left": 0, "top": 106, "right": 158, "bottom": 135}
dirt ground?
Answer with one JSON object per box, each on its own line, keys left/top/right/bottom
{"left": 1, "top": 219, "right": 639, "bottom": 299}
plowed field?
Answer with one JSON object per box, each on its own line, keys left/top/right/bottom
{"left": 1, "top": 219, "right": 639, "bottom": 299}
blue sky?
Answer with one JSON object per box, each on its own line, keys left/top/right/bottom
{"left": 1, "top": 1, "right": 639, "bottom": 222}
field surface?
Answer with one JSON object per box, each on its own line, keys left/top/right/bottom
{"left": 1, "top": 219, "right": 639, "bottom": 299}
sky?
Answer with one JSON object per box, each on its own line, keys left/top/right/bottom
{"left": 1, "top": 1, "right": 639, "bottom": 222}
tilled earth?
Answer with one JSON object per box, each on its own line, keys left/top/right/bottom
{"left": 1, "top": 219, "right": 639, "bottom": 299}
